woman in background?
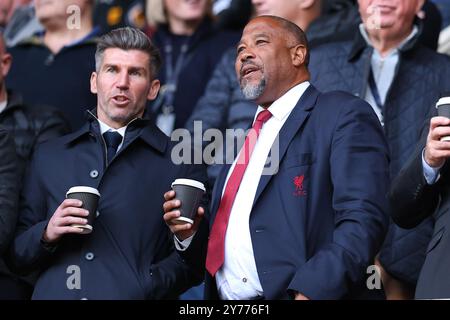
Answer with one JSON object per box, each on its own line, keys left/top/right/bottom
{"left": 146, "top": 0, "right": 238, "bottom": 135}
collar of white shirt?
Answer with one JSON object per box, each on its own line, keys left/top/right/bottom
{"left": 97, "top": 119, "right": 127, "bottom": 137}
{"left": 254, "top": 81, "right": 311, "bottom": 123}
{"left": 0, "top": 100, "right": 7, "bottom": 114}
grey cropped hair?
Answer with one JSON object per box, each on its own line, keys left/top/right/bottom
{"left": 94, "top": 27, "right": 162, "bottom": 78}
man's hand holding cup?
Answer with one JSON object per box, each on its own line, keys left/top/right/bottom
{"left": 163, "top": 179, "right": 205, "bottom": 241}
{"left": 425, "top": 97, "right": 450, "bottom": 168}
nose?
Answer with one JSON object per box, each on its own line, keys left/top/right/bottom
{"left": 116, "top": 71, "right": 129, "bottom": 90}
{"left": 238, "top": 48, "right": 255, "bottom": 63}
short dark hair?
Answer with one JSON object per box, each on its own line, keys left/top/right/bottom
{"left": 259, "top": 15, "right": 310, "bottom": 66}
{"left": 95, "top": 27, "right": 162, "bottom": 77}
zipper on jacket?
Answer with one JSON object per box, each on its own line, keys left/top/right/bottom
{"left": 87, "top": 110, "right": 108, "bottom": 169}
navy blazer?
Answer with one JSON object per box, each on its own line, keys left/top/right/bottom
{"left": 10, "top": 112, "right": 207, "bottom": 299}
{"left": 186, "top": 85, "right": 390, "bottom": 300}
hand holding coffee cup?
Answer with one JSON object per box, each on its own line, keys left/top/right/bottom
{"left": 170, "top": 179, "right": 206, "bottom": 225}
{"left": 66, "top": 186, "right": 100, "bottom": 234}
{"left": 424, "top": 116, "right": 450, "bottom": 168}
{"left": 436, "top": 96, "right": 450, "bottom": 141}
{"left": 163, "top": 185, "right": 206, "bottom": 241}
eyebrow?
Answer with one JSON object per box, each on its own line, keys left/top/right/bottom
{"left": 237, "top": 33, "right": 271, "bottom": 47}
{"left": 253, "top": 33, "right": 270, "bottom": 39}
{"left": 102, "top": 64, "right": 147, "bottom": 73}
{"left": 128, "top": 66, "right": 146, "bottom": 73}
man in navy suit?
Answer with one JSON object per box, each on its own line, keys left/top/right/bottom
{"left": 10, "top": 27, "right": 206, "bottom": 299}
{"left": 164, "top": 15, "right": 390, "bottom": 300}
{"left": 390, "top": 112, "right": 450, "bottom": 299}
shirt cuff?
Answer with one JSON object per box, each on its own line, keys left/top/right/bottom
{"left": 174, "top": 233, "right": 195, "bottom": 251}
{"left": 422, "top": 149, "right": 442, "bottom": 185}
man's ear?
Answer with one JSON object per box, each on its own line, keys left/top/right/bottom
{"left": 1, "top": 53, "right": 12, "bottom": 78}
{"left": 90, "top": 72, "right": 98, "bottom": 94}
{"left": 299, "top": 0, "right": 316, "bottom": 10}
{"left": 147, "top": 79, "right": 160, "bottom": 100}
{"left": 291, "top": 45, "right": 307, "bottom": 67}
{"left": 416, "top": 0, "right": 426, "bottom": 16}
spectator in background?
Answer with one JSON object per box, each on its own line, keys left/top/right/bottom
{"left": 0, "top": 32, "right": 69, "bottom": 300}
{"left": 418, "top": 0, "right": 442, "bottom": 51}
{"left": 439, "top": 26, "right": 450, "bottom": 56}
{"left": 309, "top": 0, "right": 450, "bottom": 299}
{"left": 6, "top": 0, "right": 100, "bottom": 130}
{"left": 252, "top": 0, "right": 360, "bottom": 47}
{"left": 0, "top": 129, "right": 20, "bottom": 299}
{"left": 145, "top": 0, "right": 238, "bottom": 136}
{"left": 431, "top": 0, "right": 450, "bottom": 29}
{"left": 185, "top": 0, "right": 361, "bottom": 187}
{"left": 0, "top": 0, "right": 12, "bottom": 28}
{"left": 3, "top": 0, "right": 44, "bottom": 47}
{"left": 213, "top": 0, "right": 252, "bottom": 31}
{"left": 0, "top": 33, "right": 70, "bottom": 182}
{"left": 93, "top": 0, "right": 146, "bottom": 32}
{"left": 435, "top": 0, "right": 450, "bottom": 56}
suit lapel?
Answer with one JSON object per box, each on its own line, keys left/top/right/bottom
{"left": 252, "top": 85, "right": 319, "bottom": 206}
{"left": 209, "top": 162, "right": 232, "bottom": 225}
{"left": 209, "top": 86, "right": 320, "bottom": 220}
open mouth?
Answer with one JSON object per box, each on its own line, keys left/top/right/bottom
{"left": 241, "top": 65, "right": 260, "bottom": 78}
{"left": 112, "top": 95, "right": 130, "bottom": 105}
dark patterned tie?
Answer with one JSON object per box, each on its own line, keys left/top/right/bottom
{"left": 103, "top": 131, "right": 122, "bottom": 165}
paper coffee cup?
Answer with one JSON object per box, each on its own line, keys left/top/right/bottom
{"left": 171, "top": 179, "right": 205, "bottom": 224}
{"left": 66, "top": 186, "right": 101, "bottom": 234}
{"left": 436, "top": 96, "right": 450, "bottom": 141}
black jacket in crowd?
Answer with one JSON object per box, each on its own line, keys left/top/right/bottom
{"left": 0, "top": 129, "right": 18, "bottom": 256}
{"left": 0, "top": 91, "right": 71, "bottom": 183}
{"left": 0, "top": 91, "right": 70, "bottom": 286}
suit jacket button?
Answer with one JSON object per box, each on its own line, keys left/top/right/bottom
{"left": 85, "top": 252, "right": 94, "bottom": 261}
{"left": 90, "top": 170, "right": 99, "bottom": 178}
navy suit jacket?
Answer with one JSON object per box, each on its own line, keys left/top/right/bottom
{"left": 186, "top": 85, "right": 390, "bottom": 299}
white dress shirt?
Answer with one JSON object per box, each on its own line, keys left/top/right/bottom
{"left": 215, "top": 81, "right": 310, "bottom": 300}
{"left": 98, "top": 119, "right": 127, "bottom": 151}
{"left": 0, "top": 100, "right": 7, "bottom": 114}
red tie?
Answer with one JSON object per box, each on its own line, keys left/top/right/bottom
{"left": 206, "top": 109, "right": 272, "bottom": 277}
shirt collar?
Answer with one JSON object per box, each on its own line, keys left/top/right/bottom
{"left": 255, "top": 81, "right": 310, "bottom": 122}
{"left": 0, "top": 99, "right": 7, "bottom": 114}
{"left": 98, "top": 118, "right": 127, "bottom": 137}
{"left": 359, "top": 23, "right": 419, "bottom": 56}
